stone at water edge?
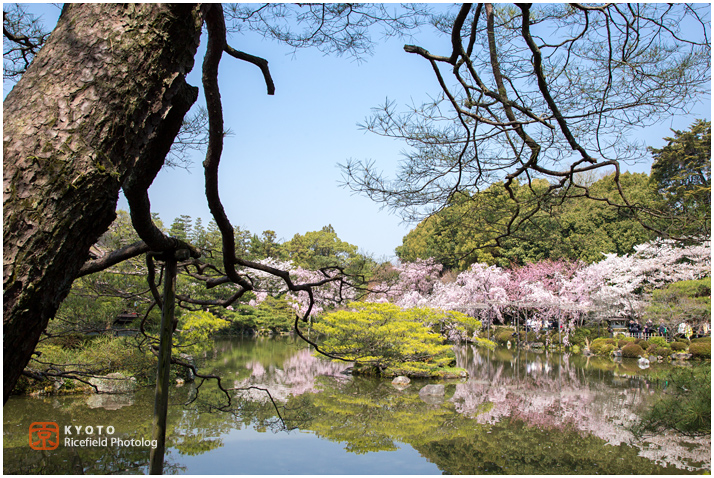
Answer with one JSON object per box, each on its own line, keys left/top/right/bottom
{"left": 392, "top": 376, "right": 410, "bottom": 386}
{"left": 419, "top": 384, "right": 445, "bottom": 396}
{"left": 88, "top": 372, "right": 137, "bottom": 394}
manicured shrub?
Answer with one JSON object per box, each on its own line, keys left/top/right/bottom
{"left": 314, "top": 302, "right": 467, "bottom": 377}
{"left": 590, "top": 338, "right": 617, "bottom": 355}
{"left": 621, "top": 342, "right": 646, "bottom": 358}
{"left": 601, "top": 344, "right": 616, "bottom": 356}
{"left": 646, "top": 344, "right": 658, "bottom": 355}
{"left": 670, "top": 341, "right": 688, "bottom": 352}
{"left": 689, "top": 342, "right": 711, "bottom": 359}
{"left": 648, "top": 336, "right": 668, "bottom": 348}
{"left": 691, "top": 336, "right": 711, "bottom": 344}
{"left": 495, "top": 329, "right": 514, "bottom": 345}
{"left": 655, "top": 346, "right": 671, "bottom": 356}
{"left": 636, "top": 339, "right": 650, "bottom": 350}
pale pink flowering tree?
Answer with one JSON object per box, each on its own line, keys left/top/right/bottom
{"left": 581, "top": 239, "right": 711, "bottom": 318}
{"left": 366, "top": 258, "right": 443, "bottom": 306}
{"left": 244, "top": 258, "right": 356, "bottom": 317}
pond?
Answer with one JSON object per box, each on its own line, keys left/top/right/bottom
{"left": 4, "top": 337, "right": 711, "bottom": 474}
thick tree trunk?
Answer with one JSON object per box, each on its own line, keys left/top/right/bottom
{"left": 3, "top": 4, "right": 203, "bottom": 404}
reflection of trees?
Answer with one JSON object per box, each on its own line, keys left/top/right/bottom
{"left": 4, "top": 339, "right": 709, "bottom": 473}
{"left": 231, "top": 348, "right": 351, "bottom": 403}
{"left": 414, "top": 417, "right": 686, "bottom": 475}
{"left": 287, "top": 377, "right": 478, "bottom": 454}
{"left": 449, "top": 345, "right": 711, "bottom": 471}
{"left": 3, "top": 391, "right": 187, "bottom": 474}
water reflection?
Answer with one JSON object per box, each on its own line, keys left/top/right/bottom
{"left": 3, "top": 337, "right": 710, "bottom": 474}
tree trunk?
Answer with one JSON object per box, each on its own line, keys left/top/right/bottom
{"left": 149, "top": 254, "right": 177, "bottom": 475}
{"left": 3, "top": 4, "right": 203, "bottom": 404}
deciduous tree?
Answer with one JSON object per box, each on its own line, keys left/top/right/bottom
{"left": 343, "top": 3, "right": 710, "bottom": 253}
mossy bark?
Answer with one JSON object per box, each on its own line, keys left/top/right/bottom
{"left": 3, "top": 4, "right": 203, "bottom": 404}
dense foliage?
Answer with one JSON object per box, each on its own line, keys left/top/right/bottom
{"left": 649, "top": 119, "right": 711, "bottom": 238}
{"left": 644, "top": 278, "right": 711, "bottom": 329}
{"left": 372, "top": 240, "right": 710, "bottom": 330}
{"left": 398, "top": 172, "right": 678, "bottom": 269}
{"left": 397, "top": 120, "right": 711, "bottom": 271}
{"left": 313, "top": 302, "right": 486, "bottom": 377}
{"left": 633, "top": 366, "right": 711, "bottom": 437}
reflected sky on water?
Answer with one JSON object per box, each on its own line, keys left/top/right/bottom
{"left": 4, "top": 337, "right": 710, "bottom": 474}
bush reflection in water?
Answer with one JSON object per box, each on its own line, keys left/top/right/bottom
{"left": 208, "top": 338, "right": 710, "bottom": 473}
{"left": 3, "top": 337, "right": 710, "bottom": 474}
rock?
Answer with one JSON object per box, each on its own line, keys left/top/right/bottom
{"left": 648, "top": 355, "right": 657, "bottom": 363}
{"left": 672, "top": 353, "right": 693, "bottom": 360}
{"left": 418, "top": 384, "right": 446, "bottom": 405}
{"left": 89, "top": 373, "right": 136, "bottom": 394}
{"left": 86, "top": 393, "right": 134, "bottom": 410}
{"left": 419, "top": 384, "right": 445, "bottom": 396}
{"left": 391, "top": 376, "right": 410, "bottom": 391}
{"left": 176, "top": 378, "right": 185, "bottom": 386}
{"left": 612, "top": 350, "right": 622, "bottom": 357}
{"left": 178, "top": 353, "right": 196, "bottom": 381}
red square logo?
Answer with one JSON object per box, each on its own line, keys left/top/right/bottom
{"left": 29, "top": 422, "right": 59, "bottom": 450}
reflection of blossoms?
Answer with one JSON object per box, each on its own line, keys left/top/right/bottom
{"left": 235, "top": 348, "right": 351, "bottom": 403}
{"left": 449, "top": 346, "right": 710, "bottom": 471}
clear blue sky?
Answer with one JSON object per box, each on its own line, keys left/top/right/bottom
{"left": 5, "top": 4, "right": 711, "bottom": 260}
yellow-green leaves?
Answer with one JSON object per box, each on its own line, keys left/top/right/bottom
{"left": 314, "top": 302, "right": 468, "bottom": 377}
{"left": 177, "top": 310, "right": 226, "bottom": 353}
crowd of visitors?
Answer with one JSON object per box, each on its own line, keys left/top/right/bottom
{"left": 624, "top": 318, "right": 710, "bottom": 339}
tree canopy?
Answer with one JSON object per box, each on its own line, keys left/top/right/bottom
{"left": 397, "top": 171, "right": 666, "bottom": 269}
{"left": 649, "top": 119, "right": 712, "bottom": 238}
{"left": 343, "top": 3, "right": 710, "bottom": 247}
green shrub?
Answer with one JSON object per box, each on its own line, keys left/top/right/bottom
{"left": 648, "top": 336, "right": 668, "bottom": 348}
{"left": 621, "top": 342, "right": 646, "bottom": 358}
{"left": 314, "top": 302, "right": 466, "bottom": 377}
{"left": 494, "top": 329, "right": 514, "bottom": 345}
{"left": 689, "top": 342, "right": 711, "bottom": 359}
{"left": 670, "top": 341, "right": 688, "bottom": 352}
{"left": 691, "top": 336, "right": 711, "bottom": 344}
{"left": 45, "top": 333, "right": 87, "bottom": 350}
{"left": 590, "top": 338, "right": 616, "bottom": 355}
{"left": 646, "top": 344, "right": 658, "bottom": 354}
{"left": 29, "top": 336, "right": 157, "bottom": 390}
{"left": 636, "top": 339, "right": 650, "bottom": 350}
{"left": 602, "top": 344, "right": 616, "bottom": 355}
{"left": 632, "top": 366, "right": 710, "bottom": 436}
{"left": 655, "top": 346, "right": 671, "bottom": 356}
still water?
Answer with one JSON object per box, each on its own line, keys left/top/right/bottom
{"left": 4, "top": 337, "right": 711, "bottom": 474}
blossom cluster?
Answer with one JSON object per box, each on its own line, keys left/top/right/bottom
{"left": 366, "top": 239, "right": 711, "bottom": 322}
{"left": 244, "top": 258, "right": 355, "bottom": 317}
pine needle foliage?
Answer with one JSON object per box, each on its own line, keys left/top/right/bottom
{"left": 314, "top": 302, "right": 475, "bottom": 377}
